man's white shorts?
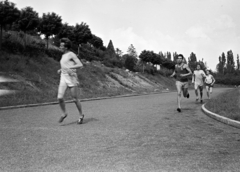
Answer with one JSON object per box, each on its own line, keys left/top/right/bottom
{"left": 59, "top": 73, "right": 79, "bottom": 87}
{"left": 194, "top": 83, "right": 203, "bottom": 90}
{"left": 58, "top": 73, "right": 79, "bottom": 99}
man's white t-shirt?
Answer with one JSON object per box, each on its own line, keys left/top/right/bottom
{"left": 193, "top": 70, "right": 206, "bottom": 86}
{"left": 60, "top": 52, "right": 82, "bottom": 74}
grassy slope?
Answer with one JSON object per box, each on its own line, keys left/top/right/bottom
{"left": 205, "top": 88, "right": 240, "bottom": 121}
{"left": 0, "top": 52, "right": 176, "bottom": 107}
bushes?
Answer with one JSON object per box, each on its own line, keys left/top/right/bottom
{"left": 215, "top": 74, "right": 240, "bottom": 86}
{"left": 2, "top": 30, "right": 62, "bottom": 60}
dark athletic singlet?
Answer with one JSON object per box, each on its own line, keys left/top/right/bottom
{"left": 175, "top": 64, "right": 189, "bottom": 82}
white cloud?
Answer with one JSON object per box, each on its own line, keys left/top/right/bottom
{"left": 185, "top": 26, "right": 210, "bottom": 40}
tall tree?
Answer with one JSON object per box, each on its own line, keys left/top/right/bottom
{"left": 127, "top": 44, "right": 137, "bottom": 58}
{"left": 172, "top": 52, "right": 178, "bottom": 61}
{"left": 38, "top": 12, "right": 62, "bottom": 49}
{"left": 166, "top": 52, "right": 171, "bottom": 60}
{"left": 226, "top": 50, "right": 235, "bottom": 73}
{"left": 221, "top": 52, "right": 226, "bottom": 74}
{"left": 0, "top": 0, "right": 20, "bottom": 50}
{"left": 188, "top": 52, "right": 197, "bottom": 71}
{"left": 115, "top": 48, "right": 123, "bottom": 59}
{"left": 106, "top": 39, "right": 116, "bottom": 58}
{"left": 237, "top": 54, "right": 239, "bottom": 70}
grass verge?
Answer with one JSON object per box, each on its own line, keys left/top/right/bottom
{"left": 205, "top": 88, "right": 240, "bottom": 121}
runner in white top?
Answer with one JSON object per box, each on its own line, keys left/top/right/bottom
{"left": 205, "top": 69, "right": 215, "bottom": 99}
{"left": 192, "top": 64, "right": 206, "bottom": 103}
{"left": 57, "top": 38, "right": 84, "bottom": 124}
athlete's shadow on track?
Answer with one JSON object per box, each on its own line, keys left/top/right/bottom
{"left": 61, "top": 117, "right": 99, "bottom": 126}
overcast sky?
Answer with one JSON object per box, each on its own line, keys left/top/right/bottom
{"left": 12, "top": 0, "right": 240, "bottom": 70}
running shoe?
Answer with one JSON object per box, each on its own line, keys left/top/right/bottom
{"left": 59, "top": 114, "right": 67, "bottom": 123}
{"left": 77, "top": 114, "right": 84, "bottom": 124}
{"left": 177, "top": 108, "right": 181, "bottom": 112}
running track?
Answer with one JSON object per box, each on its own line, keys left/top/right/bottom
{"left": 1, "top": 88, "right": 240, "bottom": 172}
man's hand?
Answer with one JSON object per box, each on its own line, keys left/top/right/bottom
{"left": 61, "top": 68, "right": 75, "bottom": 75}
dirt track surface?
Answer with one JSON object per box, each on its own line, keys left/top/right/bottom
{"left": 1, "top": 88, "right": 240, "bottom": 172}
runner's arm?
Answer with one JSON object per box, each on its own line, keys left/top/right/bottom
{"left": 180, "top": 64, "right": 192, "bottom": 77}
{"left": 192, "top": 72, "right": 195, "bottom": 83}
{"left": 170, "top": 66, "right": 176, "bottom": 77}
{"left": 170, "top": 71, "right": 176, "bottom": 78}
{"left": 211, "top": 75, "right": 216, "bottom": 85}
{"left": 69, "top": 53, "right": 83, "bottom": 69}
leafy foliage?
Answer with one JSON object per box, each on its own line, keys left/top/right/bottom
{"left": 124, "top": 55, "right": 137, "bottom": 71}
{"left": 38, "top": 12, "right": 62, "bottom": 49}
{"left": 0, "top": 0, "right": 20, "bottom": 49}
{"left": 15, "top": 6, "right": 39, "bottom": 33}
{"left": 73, "top": 22, "right": 92, "bottom": 45}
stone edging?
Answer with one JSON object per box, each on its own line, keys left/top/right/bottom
{"left": 202, "top": 103, "right": 240, "bottom": 129}
{"left": 0, "top": 90, "right": 170, "bottom": 110}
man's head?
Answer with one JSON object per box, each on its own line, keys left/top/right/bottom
{"left": 206, "top": 69, "right": 210, "bottom": 75}
{"left": 60, "top": 38, "right": 72, "bottom": 52}
{"left": 176, "top": 54, "right": 184, "bottom": 64}
{"left": 196, "top": 64, "right": 201, "bottom": 70}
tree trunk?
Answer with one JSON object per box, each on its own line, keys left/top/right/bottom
{"left": 46, "top": 36, "right": 49, "bottom": 50}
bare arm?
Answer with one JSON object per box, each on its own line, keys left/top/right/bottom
{"left": 69, "top": 53, "right": 83, "bottom": 69}
{"left": 170, "top": 66, "right": 176, "bottom": 77}
{"left": 170, "top": 71, "right": 176, "bottom": 77}
{"left": 180, "top": 64, "right": 192, "bottom": 77}
{"left": 192, "top": 72, "right": 195, "bottom": 83}
{"left": 211, "top": 75, "right": 216, "bottom": 85}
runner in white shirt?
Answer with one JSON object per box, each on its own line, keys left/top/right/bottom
{"left": 205, "top": 69, "right": 215, "bottom": 99}
{"left": 192, "top": 64, "right": 206, "bottom": 103}
{"left": 57, "top": 38, "right": 84, "bottom": 124}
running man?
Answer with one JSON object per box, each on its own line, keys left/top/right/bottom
{"left": 57, "top": 38, "right": 84, "bottom": 124}
{"left": 192, "top": 64, "right": 206, "bottom": 103}
{"left": 170, "top": 54, "right": 192, "bottom": 112}
{"left": 205, "top": 69, "right": 215, "bottom": 99}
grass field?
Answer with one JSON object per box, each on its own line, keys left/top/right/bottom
{"left": 205, "top": 88, "right": 240, "bottom": 121}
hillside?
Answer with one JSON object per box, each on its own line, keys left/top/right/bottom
{"left": 0, "top": 51, "right": 176, "bottom": 107}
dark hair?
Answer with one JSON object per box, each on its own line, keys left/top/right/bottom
{"left": 60, "top": 38, "right": 72, "bottom": 49}
{"left": 177, "top": 54, "right": 184, "bottom": 59}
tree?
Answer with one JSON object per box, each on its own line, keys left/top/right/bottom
{"left": 173, "top": 52, "right": 178, "bottom": 61}
{"left": 0, "top": 0, "right": 20, "bottom": 50}
{"left": 57, "top": 23, "right": 74, "bottom": 40}
{"left": 127, "top": 44, "right": 137, "bottom": 58}
{"left": 237, "top": 54, "right": 239, "bottom": 70}
{"left": 38, "top": 12, "right": 62, "bottom": 49}
{"left": 16, "top": 7, "right": 39, "bottom": 33}
{"left": 89, "top": 34, "right": 103, "bottom": 49}
{"left": 106, "top": 40, "right": 116, "bottom": 58}
{"left": 115, "top": 48, "right": 123, "bottom": 59}
{"left": 188, "top": 52, "right": 197, "bottom": 71}
{"left": 226, "top": 50, "right": 235, "bottom": 73}
{"left": 166, "top": 52, "right": 171, "bottom": 60}
{"left": 14, "top": 6, "right": 39, "bottom": 46}
{"left": 125, "top": 55, "right": 137, "bottom": 71}
{"left": 73, "top": 22, "right": 92, "bottom": 45}
{"left": 139, "top": 50, "right": 153, "bottom": 63}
